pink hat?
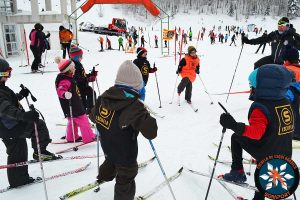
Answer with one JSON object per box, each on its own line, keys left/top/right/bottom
{"left": 58, "top": 59, "right": 74, "bottom": 73}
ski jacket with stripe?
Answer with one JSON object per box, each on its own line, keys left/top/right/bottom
{"left": 246, "top": 26, "right": 300, "bottom": 64}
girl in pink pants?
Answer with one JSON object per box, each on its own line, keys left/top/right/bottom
{"left": 55, "top": 58, "right": 95, "bottom": 143}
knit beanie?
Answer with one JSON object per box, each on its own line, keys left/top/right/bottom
{"left": 248, "top": 68, "right": 258, "bottom": 88}
{"left": 137, "top": 47, "right": 147, "bottom": 57}
{"left": 115, "top": 60, "right": 143, "bottom": 90}
{"left": 56, "top": 57, "right": 74, "bottom": 73}
{"left": 282, "top": 45, "right": 299, "bottom": 62}
{"left": 278, "top": 17, "right": 289, "bottom": 25}
{"left": 69, "top": 45, "right": 83, "bottom": 58}
{"left": 188, "top": 46, "right": 197, "bottom": 54}
{"left": 0, "top": 59, "right": 12, "bottom": 77}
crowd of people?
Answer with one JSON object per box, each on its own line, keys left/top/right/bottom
{"left": 0, "top": 16, "right": 299, "bottom": 200}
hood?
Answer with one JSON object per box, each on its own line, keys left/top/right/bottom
{"left": 100, "top": 86, "right": 139, "bottom": 111}
{"left": 255, "top": 64, "right": 292, "bottom": 100}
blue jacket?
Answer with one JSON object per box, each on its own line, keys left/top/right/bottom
{"left": 286, "top": 82, "right": 300, "bottom": 102}
{"left": 254, "top": 64, "right": 293, "bottom": 101}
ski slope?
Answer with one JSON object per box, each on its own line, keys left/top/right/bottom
{"left": 1, "top": 1, "right": 300, "bottom": 199}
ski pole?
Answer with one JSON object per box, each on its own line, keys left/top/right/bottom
{"left": 169, "top": 75, "right": 179, "bottom": 104}
{"left": 197, "top": 74, "right": 213, "bottom": 105}
{"left": 69, "top": 100, "right": 78, "bottom": 151}
{"left": 154, "top": 63, "right": 162, "bottom": 108}
{"left": 226, "top": 44, "right": 244, "bottom": 103}
{"left": 91, "top": 73, "right": 101, "bottom": 193}
{"left": 42, "top": 49, "right": 47, "bottom": 75}
{"left": 205, "top": 102, "right": 228, "bottom": 200}
{"left": 149, "top": 140, "right": 177, "bottom": 200}
{"left": 24, "top": 96, "right": 49, "bottom": 200}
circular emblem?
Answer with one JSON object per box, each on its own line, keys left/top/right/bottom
{"left": 284, "top": 40, "right": 288, "bottom": 45}
{"left": 255, "top": 155, "right": 299, "bottom": 200}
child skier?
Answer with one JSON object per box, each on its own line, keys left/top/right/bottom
{"left": 283, "top": 45, "right": 300, "bottom": 140}
{"left": 89, "top": 60, "right": 157, "bottom": 200}
{"left": 176, "top": 46, "right": 200, "bottom": 104}
{"left": 118, "top": 36, "right": 124, "bottom": 51}
{"left": 219, "top": 64, "right": 293, "bottom": 200}
{"left": 69, "top": 45, "right": 97, "bottom": 114}
{"left": 133, "top": 47, "right": 157, "bottom": 100}
{"left": 0, "top": 59, "right": 61, "bottom": 187}
{"left": 55, "top": 58, "right": 96, "bottom": 143}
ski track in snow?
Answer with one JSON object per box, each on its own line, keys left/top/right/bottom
{"left": 1, "top": 1, "right": 300, "bottom": 199}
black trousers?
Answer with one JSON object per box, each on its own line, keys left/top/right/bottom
{"left": 230, "top": 40, "right": 236, "bottom": 46}
{"left": 97, "top": 159, "right": 138, "bottom": 200}
{"left": 2, "top": 119, "right": 51, "bottom": 187}
{"left": 255, "top": 43, "right": 266, "bottom": 54}
{"left": 30, "top": 46, "right": 42, "bottom": 71}
{"left": 230, "top": 134, "right": 265, "bottom": 200}
{"left": 79, "top": 85, "right": 96, "bottom": 114}
{"left": 61, "top": 43, "right": 71, "bottom": 59}
{"left": 177, "top": 77, "right": 192, "bottom": 102}
{"left": 118, "top": 43, "right": 124, "bottom": 51}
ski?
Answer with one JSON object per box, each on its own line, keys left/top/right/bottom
{"left": 136, "top": 167, "right": 183, "bottom": 200}
{"left": 213, "top": 143, "right": 231, "bottom": 151}
{"left": 188, "top": 103, "right": 198, "bottom": 112}
{"left": 0, "top": 155, "right": 99, "bottom": 169}
{"left": 208, "top": 155, "right": 256, "bottom": 166}
{"left": 59, "top": 157, "right": 156, "bottom": 200}
{"left": 0, "top": 162, "right": 91, "bottom": 193}
{"left": 210, "top": 167, "right": 246, "bottom": 200}
{"left": 51, "top": 140, "right": 82, "bottom": 144}
{"left": 56, "top": 123, "right": 96, "bottom": 128}
{"left": 138, "top": 99, "right": 165, "bottom": 119}
{"left": 55, "top": 141, "right": 96, "bottom": 154}
{"left": 184, "top": 167, "right": 257, "bottom": 191}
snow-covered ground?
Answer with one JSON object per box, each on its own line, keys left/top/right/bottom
{"left": 1, "top": 1, "right": 299, "bottom": 200}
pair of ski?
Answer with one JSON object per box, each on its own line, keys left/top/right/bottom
{"left": 55, "top": 140, "right": 96, "bottom": 154}
{"left": 0, "top": 155, "right": 99, "bottom": 169}
{"left": 177, "top": 97, "right": 198, "bottom": 112}
{"left": 0, "top": 162, "right": 91, "bottom": 193}
{"left": 59, "top": 156, "right": 156, "bottom": 200}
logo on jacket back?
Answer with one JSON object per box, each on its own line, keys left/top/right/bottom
{"left": 95, "top": 106, "right": 115, "bottom": 130}
{"left": 141, "top": 65, "right": 148, "bottom": 75}
{"left": 255, "top": 155, "right": 299, "bottom": 200}
{"left": 275, "top": 105, "right": 294, "bottom": 135}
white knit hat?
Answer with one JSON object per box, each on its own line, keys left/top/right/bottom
{"left": 115, "top": 60, "right": 143, "bottom": 90}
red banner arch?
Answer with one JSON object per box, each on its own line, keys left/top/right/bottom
{"left": 81, "top": 0, "right": 160, "bottom": 16}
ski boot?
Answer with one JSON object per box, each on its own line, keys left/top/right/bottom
{"left": 223, "top": 169, "right": 247, "bottom": 183}
{"left": 33, "top": 150, "right": 62, "bottom": 161}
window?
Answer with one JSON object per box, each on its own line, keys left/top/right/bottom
{"left": 3, "top": 24, "right": 18, "bottom": 56}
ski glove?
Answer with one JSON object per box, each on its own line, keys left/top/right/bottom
{"left": 196, "top": 67, "right": 200, "bottom": 74}
{"left": 18, "top": 88, "right": 30, "bottom": 99}
{"left": 64, "top": 91, "right": 72, "bottom": 99}
{"left": 21, "top": 110, "right": 39, "bottom": 122}
{"left": 219, "top": 113, "right": 245, "bottom": 135}
{"left": 242, "top": 36, "right": 249, "bottom": 45}
{"left": 176, "top": 67, "right": 182, "bottom": 74}
{"left": 150, "top": 67, "right": 157, "bottom": 73}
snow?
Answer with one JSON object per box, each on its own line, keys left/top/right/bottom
{"left": 1, "top": 1, "right": 299, "bottom": 200}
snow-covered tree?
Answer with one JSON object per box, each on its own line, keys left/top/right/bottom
{"left": 228, "top": 2, "right": 234, "bottom": 16}
{"left": 288, "top": 0, "right": 300, "bottom": 17}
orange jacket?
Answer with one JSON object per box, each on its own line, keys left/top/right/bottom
{"left": 59, "top": 29, "right": 73, "bottom": 43}
{"left": 284, "top": 62, "right": 300, "bottom": 82}
{"left": 99, "top": 37, "right": 104, "bottom": 44}
{"left": 180, "top": 55, "right": 200, "bottom": 82}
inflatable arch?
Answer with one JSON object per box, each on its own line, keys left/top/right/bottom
{"left": 81, "top": 0, "right": 160, "bottom": 16}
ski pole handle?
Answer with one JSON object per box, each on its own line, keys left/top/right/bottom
{"left": 218, "top": 102, "right": 228, "bottom": 133}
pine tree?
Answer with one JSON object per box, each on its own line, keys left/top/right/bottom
{"left": 228, "top": 2, "right": 234, "bottom": 17}
{"left": 288, "top": 0, "right": 300, "bottom": 17}
{"left": 265, "top": 4, "right": 270, "bottom": 16}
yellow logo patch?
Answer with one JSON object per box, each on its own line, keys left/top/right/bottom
{"left": 275, "top": 105, "right": 295, "bottom": 135}
{"left": 142, "top": 65, "right": 149, "bottom": 75}
{"left": 95, "top": 106, "right": 115, "bottom": 130}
